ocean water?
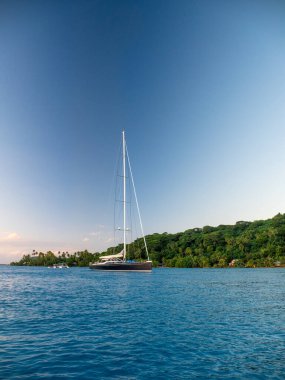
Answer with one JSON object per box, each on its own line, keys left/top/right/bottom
{"left": 0, "top": 267, "right": 284, "bottom": 379}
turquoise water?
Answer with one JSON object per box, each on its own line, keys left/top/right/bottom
{"left": 1, "top": 267, "right": 284, "bottom": 379}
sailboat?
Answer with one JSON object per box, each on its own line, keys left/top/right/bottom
{"left": 89, "top": 131, "right": 152, "bottom": 272}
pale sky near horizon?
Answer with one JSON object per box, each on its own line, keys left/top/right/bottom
{"left": 1, "top": 0, "right": 285, "bottom": 263}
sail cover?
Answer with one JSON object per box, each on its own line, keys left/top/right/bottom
{"left": 99, "top": 250, "right": 124, "bottom": 261}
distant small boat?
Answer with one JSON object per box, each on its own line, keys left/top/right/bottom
{"left": 49, "top": 263, "right": 69, "bottom": 269}
{"left": 89, "top": 131, "right": 152, "bottom": 272}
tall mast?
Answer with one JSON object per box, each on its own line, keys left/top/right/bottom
{"left": 122, "top": 130, "right": 126, "bottom": 261}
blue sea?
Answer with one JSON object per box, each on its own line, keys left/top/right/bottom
{"left": 0, "top": 267, "right": 284, "bottom": 379}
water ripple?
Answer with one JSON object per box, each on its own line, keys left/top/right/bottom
{"left": 0, "top": 267, "right": 285, "bottom": 379}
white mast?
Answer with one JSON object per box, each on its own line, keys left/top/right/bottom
{"left": 122, "top": 130, "right": 127, "bottom": 261}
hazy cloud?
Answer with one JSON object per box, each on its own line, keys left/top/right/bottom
{"left": 89, "top": 232, "right": 101, "bottom": 237}
{"left": 0, "top": 232, "right": 21, "bottom": 242}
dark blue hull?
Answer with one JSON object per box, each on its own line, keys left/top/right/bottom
{"left": 89, "top": 261, "right": 152, "bottom": 271}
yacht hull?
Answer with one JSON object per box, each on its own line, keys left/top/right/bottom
{"left": 89, "top": 261, "right": 152, "bottom": 271}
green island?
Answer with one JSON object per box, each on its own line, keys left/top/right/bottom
{"left": 11, "top": 213, "right": 285, "bottom": 268}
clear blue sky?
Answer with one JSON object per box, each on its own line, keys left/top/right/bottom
{"left": 1, "top": 0, "right": 285, "bottom": 263}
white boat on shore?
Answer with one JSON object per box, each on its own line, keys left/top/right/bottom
{"left": 49, "top": 263, "right": 69, "bottom": 269}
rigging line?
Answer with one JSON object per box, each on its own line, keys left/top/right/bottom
{"left": 125, "top": 143, "right": 150, "bottom": 261}
{"left": 122, "top": 130, "right": 127, "bottom": 261}
{"left": 113, "top": 138, "right": 123, "bottom": 254}
{"left": 128, "top": 160, "right": 133, "bottom": 256}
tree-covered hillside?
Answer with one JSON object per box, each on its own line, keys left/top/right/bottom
{"left": 144, "top": 213, "right": 285, "bottom": 267}
{"left": 10, "top": 250, "right": 100, "bottom": 267}
{"left": 11, "top": 213, "right": 285, "bottom": 267}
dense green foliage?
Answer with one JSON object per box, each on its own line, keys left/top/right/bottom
{"left": 11, "top": 214, "right": 285, "bottom": 268}
{"left": 10, "top": 250, "right": 100, "bottom": 267}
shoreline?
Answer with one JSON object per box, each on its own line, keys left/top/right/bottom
{"left": 5, "top": 264, "right": 285, "bottom": 269}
